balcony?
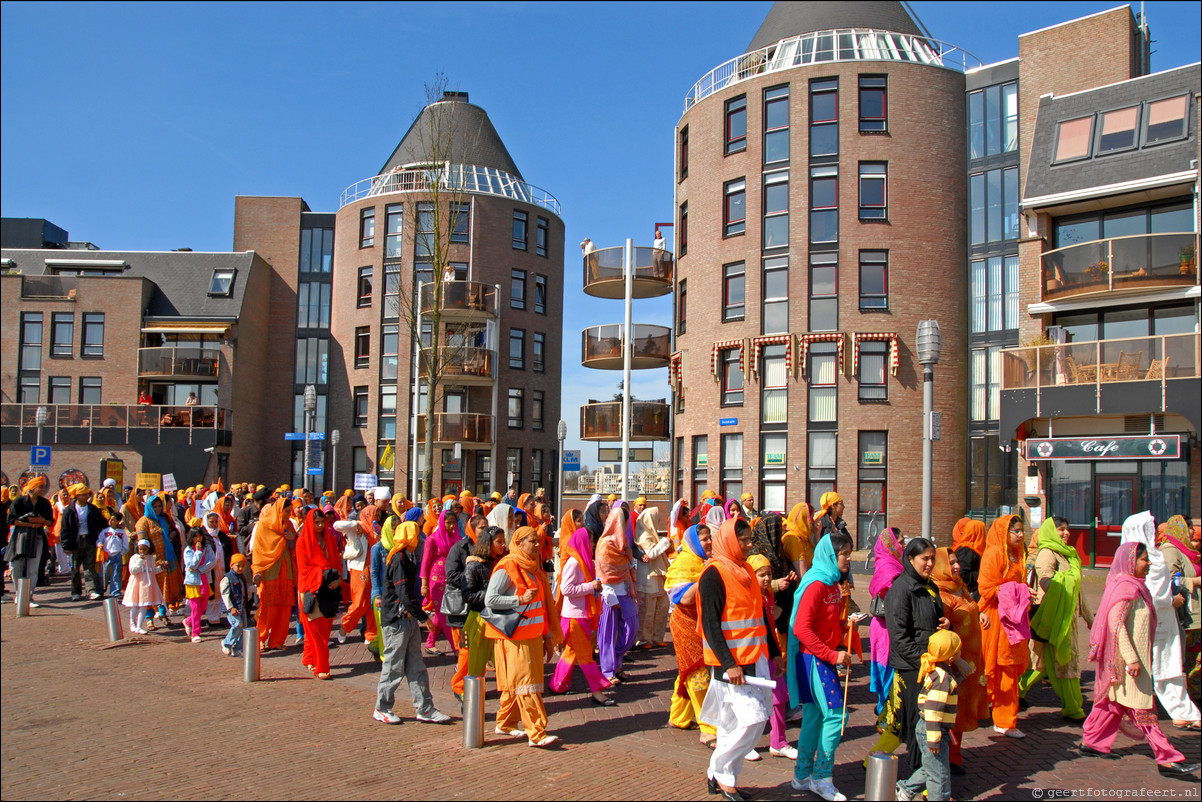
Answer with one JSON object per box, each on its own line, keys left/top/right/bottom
{"left": 998, "top": 333, "right": 1202, "bottom": 438}
{"left": 0, "top": 404, "right": 233, "bottom": 449}
{"left": 580, "top": 400, "right": 671, "bottom": 441}
{"left": 418, "top": 281, "right": 498, "bottom": 319}
{"left": 138, "top": 347, "right": 220, "bottom": 379}
{"left": 340, "top": 163, "right": 560, "bottom": 217}
{"left": 1041, "top": 232, "right": 1197, "bottom": 302}
{"left": 20, "top": 275, "right": 76, "bottom": 299}
{"left": 583, "top": 246, "right": 673, "bottom": 299}
{"left": 417, "top": 346, "right": 496, "bottom": 384}
{"left": 415, "top": 412, "right": 494, "bottom": 445}
{"left": 582, "top": 324, "right": 671, "bottom": 370}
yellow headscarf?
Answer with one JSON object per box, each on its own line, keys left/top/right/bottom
{"left": 919, "top": 629, "right": 962, "bottom": 682}
{"left": 814, "top": 491, "right": 842, "bottom": 521}
{"left": 746, "top": 554, "right": 771, "bottom": 573}
{"left": 386, "top": 521, "right": 420, "bottom": 565}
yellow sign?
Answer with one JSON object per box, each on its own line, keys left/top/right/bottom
{"left": 101, "top": 458, "right": 124, "bottom": 488}
{"left": 135, "top": 472, "right": 162, "bottom": 491}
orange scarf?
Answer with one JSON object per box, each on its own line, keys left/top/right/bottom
{"left": 251, "top": 499, "right": 290, "bottom": 577}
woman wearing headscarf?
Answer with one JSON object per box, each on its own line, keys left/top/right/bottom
{"left": 666, "top": 524, "right": 718, "bottom": 745}
{"left": 484, "top": 525, "right": 562, "bottom": 746}
{"left": 250, "top": 497, "right": 297, "bottom": 651}
{"left": 421, "top": 499, "right": 463, "bottom": 655}
{"left": 333, "top": 490, "right": 353, "bottom": 523}
{"left": 700, "top": 517, "right": 780, "bottom": 801}
{"left": 868, "top": 528, "right": 905, "bottom": 718}
{"left": 201, "top": 510, "right": 229, "bottom": 626}
{"left": 583, "top": 498, "right": 608, "bottom": 552}
{"left": 296, "top": 508, "right": 342, "bottom": 679}
{"left": 595, "top": 505, "right": 639, "bottom": 684}
{"left": 1018, "top": 516, "right": 1090, "bottom": 721}
{"left": 6, "top": 476, "right": 54, "bottom": 606}
{"left": 788, "top": 530, "right": 854, "bottom": 802}
{"left": 1121, "top": 512, "right": 1201, "bottom": 729}
{"left": 782, "top": 501, "right": 816, "bottom": 577}
{"left": 341, "top": 503, "right": 380, "bottom": 651}
{"left": 137, "top": 494, "right": 182, "bottom": 628}
{"left": 447, "top": 507, "right": 486, "bottom": 701}
{"left": 487, "top": 502, "right": 515, "bottom": 541}
{"left": 634, "top": 507, "right": 672, "bottom": 649}
{"left": 667, "top": 499, "right": 689, "bottom": 552}
{"left": 1080, "top": 541, "right": 1196, "bottom": 776}
{"left": 750, "top": 511, "right": 800, "bottom": 665}
{"left": 1156, "top": 516, "right": 1201, "bottom": 704}
{"left": 931, "top": 547, "right": 988, "bottom": 775}
{"left": 549, "top": 526, "right": 613, "bottom": 704}
{"left": 813, "top": 492, "right": 849, "bottom": 541}
{"left": 979, "top": 513, "right": 1030, "bottom": 738}
{"left": 951, "top": 518, "right": 988, "bottom": 600}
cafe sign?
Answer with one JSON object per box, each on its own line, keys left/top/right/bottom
{"left": 1025, "top": 435, "right": 1181, "bottom": 461}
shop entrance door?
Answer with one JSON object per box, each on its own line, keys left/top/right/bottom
{"left": 1094, "top": 475, "right": 1136, "bottom": 567}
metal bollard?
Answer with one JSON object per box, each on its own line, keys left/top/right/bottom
{"left": 462, "top": 675, "right": 484, "bottom": 748}
{"left": 102, "top": 597, "right": 123, "bottom": 641}
{"left": 15, "top": 578, "right": 31, "bottom": 617}
{"left": 865, "top": 751, "right": 899, "bottom": 801}
{"left": 242, "top": 627, "right": 260, "bottom": 682}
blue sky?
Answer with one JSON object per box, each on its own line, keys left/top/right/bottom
{"left": 3, "top": 1, "right": 1199, "bottom": 466}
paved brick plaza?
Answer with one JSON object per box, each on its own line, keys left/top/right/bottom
{"left": 2, "top": 570, "right": 1199, "bottom": 801}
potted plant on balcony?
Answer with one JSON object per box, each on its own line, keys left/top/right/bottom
{"left": 1020, "top": 333, "right": 1054, "bottom": 386}
{"left": 1084, "top": 260, "right": 1110, "bottom": 283}
{"left": 1179, "top": 246, "right": 1196, "bottom": 276}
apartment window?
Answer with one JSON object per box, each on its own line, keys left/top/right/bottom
{"left": 677, "top": 279, "right": 687, "bottom": 335}
{"left": 968, "top": 82, "right": 1018, "bottom": 159}
{"left": 1053, "top": 116, "right": 1094, "bottom": 163}
{"left": 675, "top": 437, "right": 685, "bottom": 501}
{"left": 533, "top": 332, "right": 545, "bottom": 372}
{"left": 970, "top": 256, "right": 1020, "bottom": 334}
{"left": 508, "top": 388, "right": 524, "bottom": 428}
{"left": 512, "top": 210, "right": 528, "bottom": 250}
{"left": 809, "top": 253, "right": 838, "bottom": 332}
{"left": 678, "top": 202, "right": 688, "bottom": 256}
{"left": 383, "top": 264, "right": 400, "bottom": 319}
{"left": 969, "top": 166, "right": 1019, "bottom": 245}
{"left": 720, "top": 434, "right": 743, "bottom": 501}
{"left": 1096, "top": 106, "right": 1140, "bottom": 154}
{"left": 536, "top": 217, "right": 548, "bottom": 257}
{"left": 20, "top": 312, "right": 42, "bottom": 372}
{"left": 858, "top": 162, "right": 887, "bottom": 220}
{"left": 80, "top": 313, "right": 104, "bottom": 357}
{"left": 756, "top": 433, "right": 785, "bottom": 513}
{"left": 692, "top": 435, "right": 709, "bottom": 504}
{"left": 531, "top": 449, "right": 544, "bottom": 489}
{"left": 50, "top": 313, "right": 73, "bottom": 357}
{"left": 476, "top": 454, "right": 492, "bottom": 495}
{"left": 208, "top": 269, "right": 236, "bottom": 296}
{"left": 384, "top": 203, "right": 403, "bottom": 258}
{"left": 79, "top": 377, "right": 102, "bottom": 404}
{"left": 534, "top": 274, "right": 547, "bottom": 314}
{"left": 762, "top": 256, "right": 788, "bottom": 334}
{"left": 451, "top": 202, "right": 470, "bottom": 243}
{"left": 808, "top": 432, "right": 837, "bottom": 509}
{"left": 377, "top": 324, "right": 395, "bottom": 380}
{"left": 352, "top": 446, "right": 369, "bottom": 474}
{"left": 761, "top": 344, "right": 788, "bottom": 424}
{"left": 509, "top": 328, "right": 525, "bottom": 369}
{"left": 808, "top": 343, "right": 838, "bottom": 422}
{"left": 858, "top": 431, "right": 888, "bottom": 547}
{"left": 858, "top": 342, "right": 888, "bottom": 401}
{"left": 725, "top": 95, "right": 747, "bottom": 154}
{"left": 354, "top": 327, "right": 371, "bottom": 369}
{"left": 723, "top": 262, "right": 746, "bottom": 321}
{"left": 510, "top": 269, "right": 526, "bottom": 310}
{"left": 353, "top": 386, "right": 368, "bottom": 427}
{"left": 724, "top": 179, "right": 746, "bottom": 236}
{"left": 294, "top": 337, "right": 329, "bottom": 385}
{"left": 48, "top": 376, "right": 71, "bottom": 404}
{"left": 810, "top": 78, "right": 838, "bottom": 158}
{"left": 763, "top": 86, "right": 789, "bottom": 165}
{"left": 762, "top": 170, "right": 789, "bottom": 250}
{"left": 532, "top": 390, "right": 545, "bottom": 431}
{"left": 809, "top": 165, "right": 838, "bottom": 243}
{"left": 721, "top": 349, "right": 743, "bottom": 406}
{"left": 359, "top": 207, "right": 375, "bottom": 248}
{"left": 300, "top": 227, "right": 333, "bottom": 273}
{"left": 506, "top": 449, "right": 521, "bottom": 489}
{"left": 19, "top": 375, "right": 39, "bottom": 403}
{"left": 1144, "top": 95, "right": 1189, "bottom": 145}
{"left": 969, "top": 434, "right": 1018, "bottom": 517}
{"left": 296, "top": 282, "right": 331, "bottom": 329}
{"left": 415, "top": 202, "right": 434, "bottom": 259}
{"left": 859, "top": 250, "right": 888, "bottom": 310}
{"left": 970, "top": 346, "right": 1002, "bottom": 421}
{"left": 355, "top": 266, "right": 373, "bottom": 307}
{"left": 859, "top": 75, "right": 887, "bottom": 132}
{"left": 679, "top": 125, "right": 689, "bottom": 179}
{"left": 379, "top": 386, "right": 397, "bottom": 441}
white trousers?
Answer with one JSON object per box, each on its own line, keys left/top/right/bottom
{"left": 708, "top": 714, "right": 766, "bottom": 787}
{"left": 1155, "top": 676, "right": 1200, "bottom": 722}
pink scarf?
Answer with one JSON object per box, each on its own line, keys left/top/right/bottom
{"left": 1157, "top": 515, "right": 1200, "bottom": 575}
{"left": 1088, "top": 541, "right": 1157, "bottom": 704}
{"left": 999, "top": 581, "right": 1031, "bottom": 644}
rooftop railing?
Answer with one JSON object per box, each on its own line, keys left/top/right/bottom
{"left": 340, "top": 162, "right": 560, "bottom": 216}
{"left": 685, "top": 29, "right": 982, "bottom": 112}
{"left": 1041, "top": 232, "right": 1197, "bottom": 301}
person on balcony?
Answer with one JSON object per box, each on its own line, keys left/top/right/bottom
{"left": 184, "top": 391, "right": 199, "bottom": 407}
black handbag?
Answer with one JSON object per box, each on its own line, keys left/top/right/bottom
{"left": 869, "top": 594, "right": 887, "bottom": 619}
{"left": 480, "top": 604, "right": 528, "bottom": 639}
{"left": 441, "top": 584, "right": 468, "bottom": 621}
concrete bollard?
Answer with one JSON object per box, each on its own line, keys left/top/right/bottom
{"left": 102, "top": 597, "right": 123, "bottom": 641}
{"left": 242, "top": 627, "right": 260, "bottom": 682}
{"left": 865, "top": 751, "right": 899, "bottom": 801}
{"left": 462, "top": 675, "right": 485, "bottom": 748}
{"left": 15, "top": 578, "right": 31, "bottom": 617}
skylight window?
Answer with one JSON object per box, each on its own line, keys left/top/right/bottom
{"left": 208, "top": 268, "right": 236, "bottom": 297}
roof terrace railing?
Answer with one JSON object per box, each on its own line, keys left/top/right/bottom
{"left": 340, "top": 162, "right": 561, "bottom": 216}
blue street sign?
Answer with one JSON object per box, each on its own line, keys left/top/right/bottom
{"left": 562, "top": 450, "right": 581, "bottom": 471}
{"left": 30, "top": 445, "right": 52, "bottom": 467}
{"left": 719, "top": 417, "right": 738, "bottom": 426}
{"left": 308, "top": 432, "right": 325, "bottom": 440}
{"left": 284, "top": 432, "right": 305, "bottom": 441}
{"left": 306, "top": 467, "right": 323, "bottom": 476}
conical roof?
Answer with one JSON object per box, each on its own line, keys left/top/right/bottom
{"left": 746, "top": 1, "right": 925, "bottom": 52}
{"left": 378, "top": 91, "right": 523, "bottom": 180}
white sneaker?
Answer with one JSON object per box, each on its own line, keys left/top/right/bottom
{"left": 895, "top": 782, "right": 914, "bottom": 802}
{"left": 71, "top": 594, "right": 82, "bottom": 602}
{"left": 29, "top": 602, "right": 41, "bottom": 608}
{"left": 183, "top": 620, "right": 192, "bottom": 636}
{"left": 528, "top": 734, "right": 559, "bottom": 747}
{"left": 336, "top": 628, "right": 346, "bottom": 644}
{"left": 790, "top": 777, "right": 814, "bottom": 793}
{"left": 494, "top": 725, "right": 526, "bottom": 737}
{"left": 89, "top": 592, "right": 102, "bottom": 600}
{"left": 993, "top": 725, "right": 1026, "bottom": 739}
{"left": 744, "top": 748, "right": 761, "bottom": 761}
{"left": 191, "top": 636, "right": 202, "bottom": 643}
{"left": 770, "top": 745, "right": 798, "bottom": 760}
{"left": 373, "top": 709, "right": 402, "bottom": 725}
{"left": 417, "top": 709, "right": 451, "bottom": 724}
{"left": 221, "top": 645, "right": 231, "bottom": 655}
{"left": 810, "top": 779, "right": 847, "bottom": 802}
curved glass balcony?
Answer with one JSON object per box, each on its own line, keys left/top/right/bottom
{"left": 417, "top": 347, "right": 496, "bottom": 384}
{"left": 581, "top": 324, "right": 671, "bottom": 370}
{"left": 580, "top": 400, "right": 671, "bottom": 441}
{"left": 582, "top": 246, "right": 673, "bottom": 299}
{"left": 416, "top": 412, "right": 494, "bottom": 445}
{"left": 1041, "top": 232, "right": 1197, "bottom": 301}
{"left": 419, "top": 281, "right": 498, "bottom": 319}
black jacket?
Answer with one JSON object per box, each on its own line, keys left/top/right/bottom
{"left": 885, "top": 565, "right": 945, "bottom": 672}
{"left": 445, "top": 536, "right": 471, "bottom": 594}
{"left": 379, "top": 550, "right": 426, "bottom": 628}
{"left": 59, "top": 502, "right": 109, "bottom": 552}
{"left": 463, "top": 557, "right": 493, "bottom": 613}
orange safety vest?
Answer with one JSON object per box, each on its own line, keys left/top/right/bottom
{"left": 484, "top": 562, "right": 548, "bottom": 641}
{"left": 699, "top": 561, "right": 769, "bottom": 667}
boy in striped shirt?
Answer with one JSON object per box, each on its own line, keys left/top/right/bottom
{"left": 897, "top": 630, "right": 963, "bottom": 802}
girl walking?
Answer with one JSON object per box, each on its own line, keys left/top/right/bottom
{"left": 122, "top": 539, "right": 165, "bottom": 634}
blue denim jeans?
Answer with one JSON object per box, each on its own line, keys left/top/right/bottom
{"left": 900, "top": 719, "right": 951, "bottom": 801}
{"left": 223, "top": 612, "right": 244, "bottom": 654}
{"left": 104, "top": 555, "right": 124, "bottom": 598}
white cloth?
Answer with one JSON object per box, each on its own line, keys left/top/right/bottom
{"left": 1154, "top": 676, "right": 1201, "bottom": 722}
{"left": 342, "top": 530, "right": 368, "bottom": 572}
{"left": 704, "top": 655, "right": 772, "bottom": 787}
{"left": 600, "top": 583, "right": 626, "bottom": 608}
{"left": 74, "top": 502, "right": 91, "bottom": 539}
{"left": 99, "top": 527, "right": 129, "bottom": 556}
{"left": 1120, "top": 511, "right": 1181, "bottom": 680}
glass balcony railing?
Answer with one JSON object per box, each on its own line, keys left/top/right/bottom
{"left": 417, "top": 347, "right": 496, "bottom": 382}
{"left": 340, "top": 163, "right": 560, "bottom": 216}
{"left": 1041, "top": 232, "right": 1197, "bottom": 301}
{"left": 418, "top": 281, "right": 498, "bottom": 318}
{"left": 582, "top": 324, "right": 672, "bottom": 370}
{"left": 20, "top": 275, "right": 77, "bottom": 299}
{"left": 1001, "top": 332, "right": 1199, "bottom": 391}
{"left": 0, "top": 404, "right": 231, "bottom": 446}
{"left": 416, "top": 412, "right": 494, "bottom": 445}
{"left": 138, "top": 347, "right": 220, "bottom": 378}
{"left": 580, "top": 400, "right": 671, "bottom": 441}
{"left": 583, "top": 246, "right": 673, "bottom": 299}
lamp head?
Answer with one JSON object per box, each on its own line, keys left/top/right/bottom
{"left": 916, "top": 319, "right": 942, "bottom": 365}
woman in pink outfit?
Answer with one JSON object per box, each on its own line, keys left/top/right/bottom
{"left": 550, "top": 526, "right": 613, "bottom": 704}
{"left": 420, "top": 500, "right": 461, "bottom": 654}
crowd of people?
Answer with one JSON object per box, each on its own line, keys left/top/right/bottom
{"left": 2, "top": 477, "right": 1199, "bottom": 800}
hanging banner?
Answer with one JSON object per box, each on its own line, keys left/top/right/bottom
{"left": 1025, "top": 435, "right": 1181, "bottom": 461}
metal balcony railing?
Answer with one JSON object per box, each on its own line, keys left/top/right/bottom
{"left": 417, "top": 347, "right": 496, "bottom": 382}
{"left": 138, "top": 347, "right": 220, "bottom": 378}
{"left": 0, "top": 404, "right": 231, "bottom": 446}
{"left": 580, "top": 400, "right": 671, "bottom": 441}
{"left": 1041, "top": 232, "right": 1197, "bottom": 301}
{"left": 1001, "top": 332, "right": 1199, "bottom": 391}
{"left": 418, "top": 281, "right": 497, "bottom": 318}
{"left": 582, "top": 246, "right": 673, "bottom": 300}
{"left": 415, "top": 412, "right": 494, "bottom": 445}
{"left": 340, "top": 163, "right": 560, "bottom": 217}
{"left": 582, "top": 324, "right": 672, "bottom": 370}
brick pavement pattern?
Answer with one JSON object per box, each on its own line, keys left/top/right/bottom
{"left": 3, "top": 569, "right": 1199, "bottom": 801}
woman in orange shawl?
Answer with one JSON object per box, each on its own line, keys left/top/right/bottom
{"left": 932, "top": 547, "right": 989, "bottom": 772}
{"left": 979, "top": 513, "right": 1031, "bottom": 737}
{"left": 251, "top": 498, "right": 297, "bottom": 650}
{"left": 295, "top": 508, "right": 342, "bottom": 679}
{"left": 952, "top": 517, "right": 988, "bottom": 600}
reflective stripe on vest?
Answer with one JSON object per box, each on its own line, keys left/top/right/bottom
{"left": 699, "top": 561, "right": 769, "bottom": 667}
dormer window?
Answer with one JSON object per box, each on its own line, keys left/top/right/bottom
{"left": 1144, "top": 95, "right": 1189, "bottom": 146}
{"left": 1096, "top": 106, "right": 1140, "bottom": 154}
{"left": 1053, "top": 116, "right": 1093, "bottom": 163}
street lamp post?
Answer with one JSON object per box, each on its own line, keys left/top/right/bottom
{"left": 556, "top": 419, "right": 567, "bottom": 512}
{"left": 35, "top": 405, "right": 49, "bottom": 448}
{"left": 302, "top": 385, "right": 316, "bottom": 495}
{"left": 330, "top": 429, "right": 341, "bottom": 496}
{"left": 915, "top": 320, "right": 943, "bottom": 541}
